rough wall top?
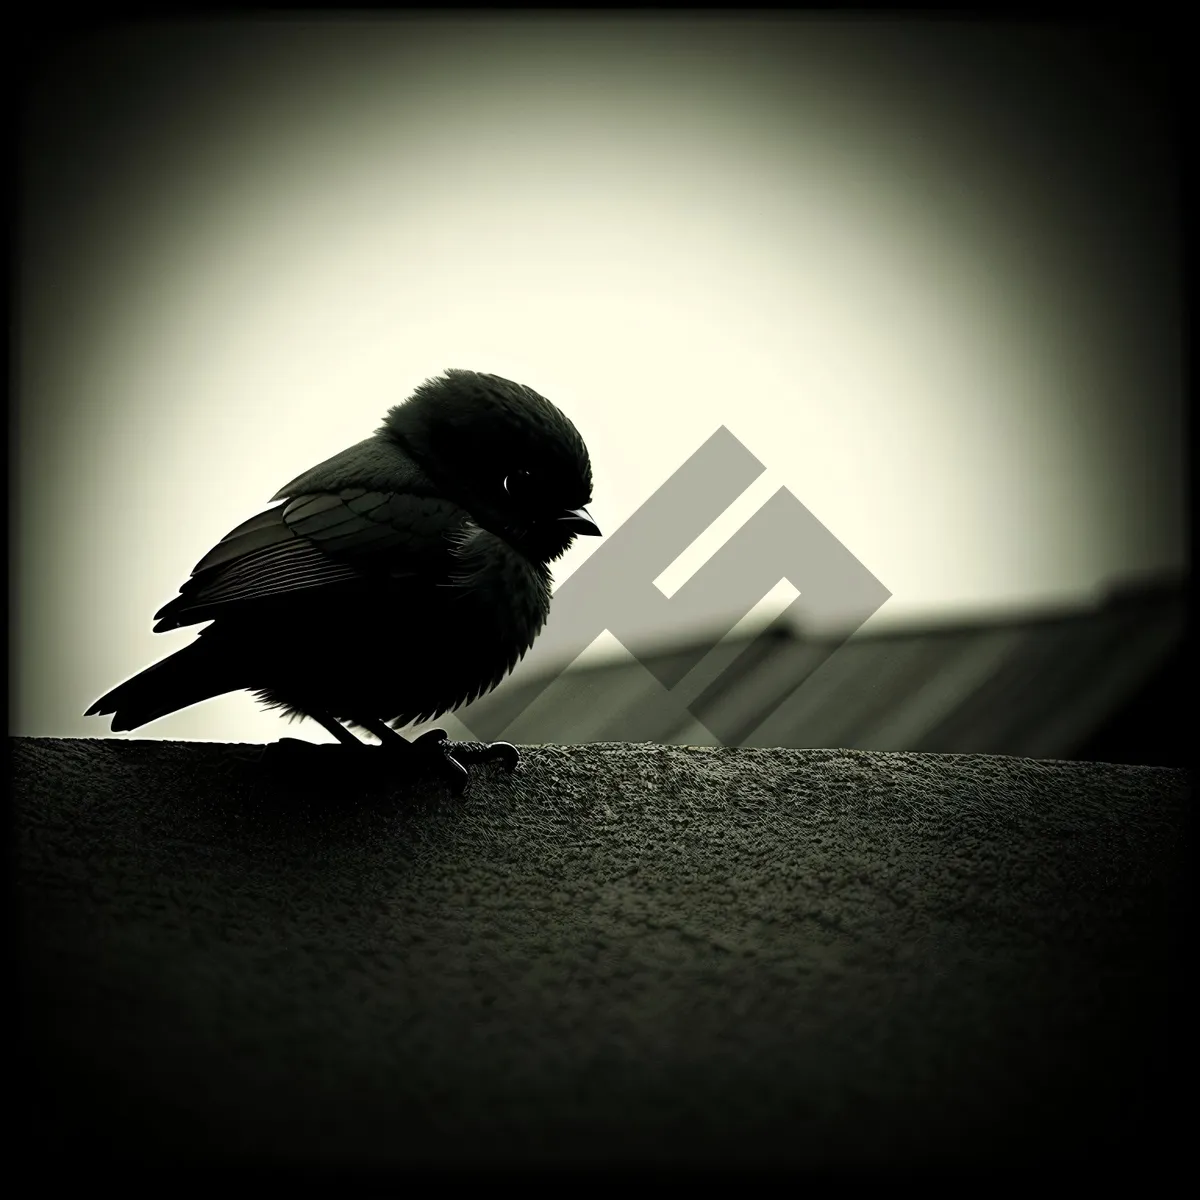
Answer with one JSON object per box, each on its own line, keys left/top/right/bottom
{"left": 13, "top": 738, "right": 1189, "bottom": 1169}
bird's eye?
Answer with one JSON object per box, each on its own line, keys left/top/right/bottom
{"left": 503, "top": 469, "right": 532, "bottom": 497}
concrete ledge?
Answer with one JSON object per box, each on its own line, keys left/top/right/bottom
{"left": 13, "top": 738, "right": 1189, "bottom": 1169}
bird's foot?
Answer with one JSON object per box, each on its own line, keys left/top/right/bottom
{"left": 240, "top": 737, "right": 375, "bottom": 785}
{"left": 218, "top": 737, "right": 367, "bottom": 790}
{"left": 237, "top": 728, "right": 518, "bottom": 797}
{"left": 450, "top": 739, "right": 521, "bottom": 773}
{"left": 218, "top": 743, "right": 270, "bottom": 778}
{"left": 380, "top": 728, "right": 520, "bottom": 797}
{"left": 227, "top": 744, "right": 268, "bottom": 765}
{"left": 264, "top": 736, "right": 356, "bottom": 764}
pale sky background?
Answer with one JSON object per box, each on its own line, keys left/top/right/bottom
{"left": 15, "top": 16, "right": 1183, "bottom": 743}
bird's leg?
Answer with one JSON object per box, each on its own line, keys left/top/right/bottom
{"left": 292, "top": 710, "right": 365, "bottom": 748}
{"left": 356, "top": 717, "right": 519, "bottom": 797}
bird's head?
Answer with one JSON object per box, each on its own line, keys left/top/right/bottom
{"left": 379, "top": 368, "right": 600, "bottom": 563}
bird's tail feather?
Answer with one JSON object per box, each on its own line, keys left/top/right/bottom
{"left": 85, "top": 639, "right": 242, "bottom": 731}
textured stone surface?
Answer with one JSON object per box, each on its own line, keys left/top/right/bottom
{"left": 13, "top": 737, "right": 1189, "bottom": 1168}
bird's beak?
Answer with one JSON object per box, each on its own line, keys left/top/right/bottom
{"left": 558, "top": 506, "right": 601, "bottom": 536}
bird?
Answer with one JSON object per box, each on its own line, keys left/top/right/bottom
{"left": 85, "top": 368, "right": 601, "bottom": 793}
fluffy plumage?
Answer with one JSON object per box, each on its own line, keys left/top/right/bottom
{"left": 86, "top": 369, "right": 599, "bottom": 786}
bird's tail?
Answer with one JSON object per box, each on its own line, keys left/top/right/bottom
{"left": 85, "top": 638, "right": 244, "bottom": 732}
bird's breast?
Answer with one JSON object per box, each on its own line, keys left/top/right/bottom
{"left": 367, "top": 524, "right": 551, "bottom": 722}
{"left": 445, "top": 523, "right": 552, "bottom": 653}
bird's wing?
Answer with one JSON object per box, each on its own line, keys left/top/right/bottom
{"left": 152, "top": 488, "right": 463, "bottom": 631}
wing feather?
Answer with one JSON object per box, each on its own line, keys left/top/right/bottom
{"left": 152, "top": 489, "right": 463, "bottom": 631}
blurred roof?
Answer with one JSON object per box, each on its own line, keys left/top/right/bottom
{"left": 481, "top": 574, "right": 1188, "bottom": 763}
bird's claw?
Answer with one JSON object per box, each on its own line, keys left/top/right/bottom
{"left": 243, "top": 728, "right": 515, "bottom": 799}
{"left": 227, "top": 745, "right": 268, "bottom": 765}
{"left": 390, "top": 729, "right": 519, "bottom": 795}
{"left": 264, "top": 736, "right": 344, "bottom": 763}
{"left": 383, "top": 727, "right": 466, "bottom": 796}
{"left": 413, "top": 728, "right": 449, "bottom": 748}
{"left": 440, "top": 754, "right": 471, "bottom": 797}
{"left": 474, "top": 741, "right": 521, "bottom": 773}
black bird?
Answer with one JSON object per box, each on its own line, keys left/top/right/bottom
{"left": 86, "top": 368, "right": 600, "bottom": 793}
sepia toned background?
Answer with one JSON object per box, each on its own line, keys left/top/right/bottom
{"left": 14, "top": 16, "right": 1184, "bottom": 753}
